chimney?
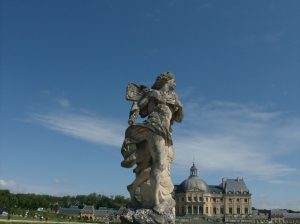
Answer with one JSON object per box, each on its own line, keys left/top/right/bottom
{"left": 222, "top": 178, "right": 226, "bottom": 189}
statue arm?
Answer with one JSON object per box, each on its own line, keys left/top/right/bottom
{"left": 173, "top": 104, "right": 184, "bottom": 122}
{"left": 137, "top": 93, "right": 149, "bottom": 118}
{"left": 172, "top": 93, "right": 184, "bottom": 123}
{"left": 128, "top": 102, "right": 140, "bottom": 125}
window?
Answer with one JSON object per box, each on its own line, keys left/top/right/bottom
{"left": 188, "top": 207, "right": 192, "bottom": 214}
{"left": 206, "top": 207, "right": 208, "bottom": 214}
{"left": 237, "top": 198, "right": 240, "bottom": 202}
{"left": 229, "top": 198, "right": 232, "bottom": 202}
{"left": 213, "top": 198, "right": 216, "bottom": 202}
{"left": 237, "top": 207, "right": 240, "bottom": 214}
{"left": 188, "top": 197, "right": 192, "bottom": 201}
{"left": 244, "top": 208, "right": 248, "bottom": 214}
{"left": 206, "top": 198, "right": 208, "bottom": 202}
{"left": 199, "top": 197, "right": 203, "bottom": 201}
{"left": 229, "top": 207, "right": 233, "bottom": 214}
{"left": 244, "top": 198, "right": 248, "bottom": 203}
{"left": 213, "top": 207, "right": 217, "bottom": 215}
{"left": 194, "top": 197, "right": 197, "bottom": 202}
{"left": 199, "top": 206, "right": 203, "bottom": 214}
{"left": 182, "top": 197, "right": 184, "bottom": 202}
{"left": 220, "top": 207, "right": 224, "bottom": 214}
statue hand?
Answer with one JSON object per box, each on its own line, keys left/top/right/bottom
{"left": 128, "top": 119, "right": 135, "bottom": 125}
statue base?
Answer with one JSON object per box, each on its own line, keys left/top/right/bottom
{"left": 119, "top": 207, "right": 175, "bottom": 224}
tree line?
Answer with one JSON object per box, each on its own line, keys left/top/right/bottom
{"left": 0, "top": 190, "right": 129, "bottom": 212}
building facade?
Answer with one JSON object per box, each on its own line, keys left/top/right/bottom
{"left": 58, "top": 205, "right": 118, "bottom": 222}
{"left": 252, "top": 210, "right": 269, "bottom": 224}
{"left": 271, "top": 209, "right": 300, "bottom": 224}
{"left": 174, "top": 163, "right": 252, "bottom": 222}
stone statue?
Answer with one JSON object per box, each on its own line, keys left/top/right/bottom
{"left": 120, "top": 72, "right": 183, "bottom": 224}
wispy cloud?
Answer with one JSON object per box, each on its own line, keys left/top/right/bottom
{"left": 30, "top": 112, "right": 124, "bottom": 147}
{"left": 0, "top": 179, "right": 73, "bottom": 195}
{"left": 21, "top": 99, "right": 300, "bottom": 209}
{"left": 53, "top": 178, "right": 72, "bottom": 185}
{"left": 29, "top": 99, "right": 300, "bottom": 181}
{"left": 173, "top": 99, "right": 300, "bottom": 180}
{"left": 254, "top": 193, "right": 300, "bottom": 211}
{"left": 56, "top": 98, "right": 70, "bottom": 109}
{"left": 0, "top": 179, "right": 17, "bottom": 190}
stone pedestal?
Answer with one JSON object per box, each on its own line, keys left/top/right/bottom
{"left": 119, "top": 207, "right": 175, "bottom": 224}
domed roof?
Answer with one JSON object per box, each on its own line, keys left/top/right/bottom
{"left": 180, "top": 176, "right": 209, "bottom": 192}
{"left": 179, "top": 163, "right": 209, "bottom": 192}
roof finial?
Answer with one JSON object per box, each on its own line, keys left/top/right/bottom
{"left": 190, "top": 161, "right": 198, "bottom": 177}
{"left": 193, "top": 153, "right": 195, "bottom": 165}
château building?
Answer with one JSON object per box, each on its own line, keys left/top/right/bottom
{"left": 270, "top": 209, "right": 300, "bottom": 224}
{"left": 58, "top": 205, "right": 118, "bottom": 222}
{"left": 174, "top": 163, "right": 252, "bottom": 222}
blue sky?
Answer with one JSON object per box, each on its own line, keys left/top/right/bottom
{"left": 0, "top": 0, "right": 300, "bottom": 210}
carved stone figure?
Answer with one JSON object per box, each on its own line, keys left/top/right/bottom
{"left": 120, "top": 72, "right": 183, "bottom": 224}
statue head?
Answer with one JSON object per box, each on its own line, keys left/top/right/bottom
{"left": 151, "top": 71, "right": 175, "bottom": 90}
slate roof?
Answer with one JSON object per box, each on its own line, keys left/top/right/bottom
{"left": 271, "top": 209, "right": 300, "bottom": 219}
{"left": 175, "top": 163, "right": 209, "bottom": 193}
{"left": 94, "top": 208, "right": 117, "bottom": 216}
{"left": 208, "top": 185, "right": 223, "bottom": 194}
{"left": 58, "top": 208, "right": 81, "bottom": 216}
{"left": 175, "top": 164, "right": 251, "bottom": 195}
{"left": 252, "top": 210, "right": 269, "bottom": 219}
{"left": 179, "top": 176, "right": 209, "bottom": 192}
{"left": 271, "top": 209, "right": 286, "bottom": 216}
{"left": 223, "top": 178, "right": 250, "bottom": 194}
{"left": 284, "top": 213, "right": 300, "bottom": 219}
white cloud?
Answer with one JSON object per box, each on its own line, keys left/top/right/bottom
{"left": 0, "top": 178, "right": 74, "bottom": 195}
{"left": 0, "top": 179, "right": 17, "bottom": 190}
{"left": 174, "top": 135, "right": 295, "bottom": 179}
{"left": 173, "top": 99, "right": 300, "bottom": 180}
{"left": 254, "top": 194, "right": 300, "bottom": 211}
{"left": 30, "top": 112, "right": 124, "bottom": 147}
{"left": 56, "top": 98, "right": 70, "bottom": 109}
{"left": 30, "top": 99, "right": 300, "bottom": 181}
{"left": 53, "top": 178, "right": 72, "bottom": 184}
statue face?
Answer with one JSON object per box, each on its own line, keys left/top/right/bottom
{"left": 167, "top": 79, "right": 176, "bottom": 90}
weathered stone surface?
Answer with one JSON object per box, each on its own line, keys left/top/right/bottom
{"left": 119, "top": 207, "right": 175, "bottom": 224}
{"left": 120, "top": 72, "right": 183, "bottom": 223}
